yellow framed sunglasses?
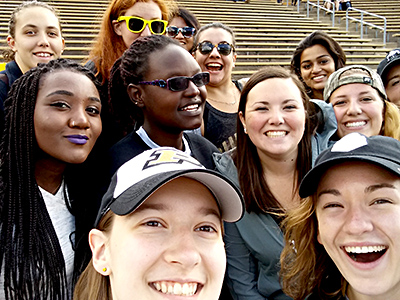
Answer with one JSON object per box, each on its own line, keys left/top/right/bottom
{"left": 117, "top": 16, "right": 168, "bottom": 35}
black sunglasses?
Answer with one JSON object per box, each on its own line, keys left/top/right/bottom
{"left": 138, "top": 72, "right": 210, "bottom": 92}
{"left": 166, "top": 26, "right": 196, "bottom": 38}
{"left": 196, "top": 41, "right": 235, "bottom": 56}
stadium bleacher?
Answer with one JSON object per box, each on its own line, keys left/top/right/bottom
{"left": 0, "top": 0, "right": 398, "bottom": 77}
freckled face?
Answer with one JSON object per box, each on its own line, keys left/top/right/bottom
{"left": 104, "top": 177, "right": 226, "bottom": 300}
{"left": 34, "top": 70, "right": 102, "bottom": 164}
{"left": 316, "top": 162, "right": 400, "bottom": 299}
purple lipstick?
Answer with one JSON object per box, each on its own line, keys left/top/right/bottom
{"left": 66, "top": 135, "right": 88, "bottom": 145}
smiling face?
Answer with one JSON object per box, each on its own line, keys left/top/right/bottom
{"left": 130, "top": 44, "right": 206, "bottom": 138}
{"left": 112, "top": 1, "right": 163, "bottom": 49}
{"left": 329, "top": 83, "right": 384, "bottom": 138}
{"left": 168, "top": 17, "right": 194, "bottom": 52}
{"left": 239, "top": 77, "right": 306, "bottom": 161}
{"left": 34, "top": 70, "right": 102, "bottom": 164}
{"left": 384, "top": 64, "right": 400, "bottom": 107}
{"left": 94, "top": 177, "right": 225, "bottom": 300}
{"left": 7, "top": 6, "right": 65, "bottom": 74}
{"left": 194, "top": 27, "right": 236, "bottom": 86}
{"left": 316, "top": 162, "right": 400, "bottom": 300}
{"left": 300, "top": 44, "right": 335, "bottom": 99}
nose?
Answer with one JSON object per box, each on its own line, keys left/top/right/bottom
{"left": 184, "top": 80, "right": 201, "bottom": 97}
{"left": 176, "top": 30, "right": 185, "bottom": 39}
{"left": 163, "top": 231, "right": 201, "bottom": 270}
{"left": 342, "top": 205, "right": 373, "bottom": 236}
{"left": 346, "top": 100, "right": 362, "bottom": 115}
{"left": 37, "top": 32, "right": 50, "bottom": 47}
{"left": 209, "top": 45, "right": 220, "bottom": 58}
{"left": 69, "top": 108, "right": 90, "bottom": 129}
{"left": 311, "top": 63, "right": 321, "bottom": 73}
{"left": 140, "top": 24, "right": 152, "bottom": 37}
{"left": 268, "top": 109, "right": 284, "bottom": 125}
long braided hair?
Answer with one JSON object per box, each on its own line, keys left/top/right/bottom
{"left": 108, "top": 34, "right": 180, "bottom": 136}
{"left": 0, "top": 58, "right": 99, "bottom": 299}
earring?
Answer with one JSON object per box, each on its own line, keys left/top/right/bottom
{"left": 244, "top": 127, "right": 247, "bottom": 134}
{"left": 102, "top": 267, "right": 107, "bottom": 272}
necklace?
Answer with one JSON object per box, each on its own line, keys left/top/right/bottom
{"left": 207, "top": 97, "right": 237, "bottom": 105}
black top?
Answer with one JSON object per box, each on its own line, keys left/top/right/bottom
{"left": 108, "top": 131, "right": 220, "bottom": 176}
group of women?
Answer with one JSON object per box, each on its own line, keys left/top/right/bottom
{"left": 1, "top": 0, "right": 400, "bottom": 299}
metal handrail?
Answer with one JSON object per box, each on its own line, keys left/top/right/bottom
{"left": 345, "top": 7, "right": 387, "bottom": 44}
{"left": 306, "top": 0, "right": 335, "bottom": 27}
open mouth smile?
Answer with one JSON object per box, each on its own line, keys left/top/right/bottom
{"left": 344, "top": 245, "right": 387, "bottom": 263}
{"left": 151, "top": 281, "right": 203, "bottom": 296}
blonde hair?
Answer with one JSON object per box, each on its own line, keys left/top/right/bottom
{"left": 73, "top": 211, "right": 114, "bottom": 300}
{"left": 383, "top": 101, "right": 400, "bottom": 140}
{"left": 280, "top": 196, "right": 346, "bottom": 300}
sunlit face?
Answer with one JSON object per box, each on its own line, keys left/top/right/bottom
{"left": 239, "top": 78, "right": 306, "bottom": 161}
{"left": 7, "top": 6, "right": 65, "bottom": 73}
{"left": 130, "top": 44, "right": 206, "bottom": 138}
{"left": 384, "top": 64, "right": 400, "bottom": 107}
{"left": 34, "top": 70, "right": 102, "bottom": 164}
{"left": 300, "top": 44, "right": 335, "bottom": 98}
{"left": 112, "top": 1, "right": 163, "bottom": 48}
{"left": 316, "top": 162, "right": 400, "bottom": 300}
{"left": 329, "top": 83, "right": 384, "bottom": 138}
{"left": 194, "top": 28, "right": 236, "bottom": 86}
{"left": 92, "top": 177, "right": 226, "bottom": 300}
{"left": 168, "top": 17, "right": 195, "bottom": 52}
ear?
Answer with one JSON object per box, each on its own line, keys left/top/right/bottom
{"left": 89, "top": 229, "right": 111, "bottom": 275}
{"left": 7, "top": 36, "right": 16, "bottom": 52}
{"left": 238, "top": 111, "right": 246, "bottom": 133}
{"left": 112, "top": 19, "right": 123, "bottom": 36}
{"left": 127, "top": 83, "right": 145, "bottom": 108}
{"left": 232, "top": 51, "right": 237, "bottom": 68}
{"left": 61, "top": 37, "right": 65, "bottom": 53}
{"left": 317, "top": 229, "right": 323, "bottom": 245}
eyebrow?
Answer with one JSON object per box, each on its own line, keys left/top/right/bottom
{"left": 22, "top": 24, "right": 59, "bottom": 30}
{"left": 365, "top": 183, "right": 396, "bottom": 193}
{"left": 249, "top": 99, "right": 299, "bottom": 107}
{"left": 388, "top": 74, "right": 400, "bottom": 82}
{"left": 46, "top": 90, "right": 101, "bottom": 103}
{"left": 301, "top": 54, "right": 331, "bottom": 64}
{"left": 317, "top": 188, "right": 341, "bottom": 198}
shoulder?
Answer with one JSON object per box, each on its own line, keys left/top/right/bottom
{"left": 184, "top": 133, "right": 219, "bottom": 169}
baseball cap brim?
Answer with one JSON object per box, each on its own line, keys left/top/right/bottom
{"left": 96, "top": 168, "right": 245, "bottom": 226}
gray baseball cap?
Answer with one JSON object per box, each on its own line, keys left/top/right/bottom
{"left": 324, "top": 65, "right": 387, "bottom": 102}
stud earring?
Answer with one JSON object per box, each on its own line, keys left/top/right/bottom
{"left": 71, "top": 121, "right": 76, "bottom": 127}
{"left": 102, "top": 267, "right": 107, "bottom": 272}
{"left": 244, "top": 127, "right": 247, "bottom": 134}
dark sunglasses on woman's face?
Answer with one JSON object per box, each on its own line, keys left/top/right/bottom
{"left": 138, "top": 72, "right": 210, "bottom": 92}
{"left": 117, "top": 16, "right": 167, "bottom": 35}
{"left": 166, "top": 26, "right": 196, "bottom": 38}
{"left": 196, "top": 41, "right": 235, "bottom": 56}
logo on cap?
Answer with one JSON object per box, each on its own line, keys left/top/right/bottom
{"left": 144, "top": 149, "right": 203, "bottom": 170}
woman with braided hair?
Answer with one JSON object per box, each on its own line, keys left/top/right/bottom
{"left": 0, "top": 58, "right": 102, "bottom": 299}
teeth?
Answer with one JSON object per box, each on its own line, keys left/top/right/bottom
{"left": 345, "top": 245, "right": 386, "bottom": 254}
{"left": 266, "top": 131, "right": 286, "bottom": 138}
{"left": 207, "top": 63, "right": 221, "bottom": 68}
{"left": 35, "top": 53, "right": 51, "bottom": 57}
{"left": 346, "top": 121, "right": 366, "bottom": 128}
{"left": 153, "top": 281, "right": 198, "bottom": 296}
{"left": 313, "top": 75, "right": 325, "bottom": 80}
{"left": 181, "top": 104, "right": 199, "bottom": 111}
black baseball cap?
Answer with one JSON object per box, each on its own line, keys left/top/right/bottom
{"left": 299, "top": 133, "right": 400, "bottom": 198}
{"left": 95, "top": 147, "right": 245, "bottom": 226}
{"left": 377, "top": 49, "right": 400, "bottom": 84}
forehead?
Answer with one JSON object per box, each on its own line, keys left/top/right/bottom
{"left": 318, "top": 161, "right": 400, "bottom": 190}
{"left": 198, "top": 27, "right": 233, "bottom": 44}
{"left": 146, "top": 44, "right": 200, "bottom": 77}
{"left": 15, "top": 6, "right": 59, "bottom": 28}
{"left": 247, "top": 78, "right": 303, "bottom": 103}
{"left": 38, "top": 70, "right": 96, "bottom": 93}
{"left": 169, "top": 17, "right": 187, "bottom": 27}
{"left": 387, "top": 63, "right": 400, "bottom": 80}
{"left": 123, "top": 1, "right": 162, "bottom": 18}
{"left": 300, "top": 44, "right": 331, "bottom": 62}
{"left": 332, "top": 82, "right": 380, "bottom": 96}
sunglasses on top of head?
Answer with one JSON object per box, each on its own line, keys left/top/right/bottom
{"left": 117, "top": 16, "right": 168, "bottom": 35}
{"left": 138, "top": 72, "right": 210, "bottom": 92}
{"left": 166, "top": 26, "right": 196, "bottom": 38}
{"left": 196, "top": 41, "right": 235, "bottom": 56}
